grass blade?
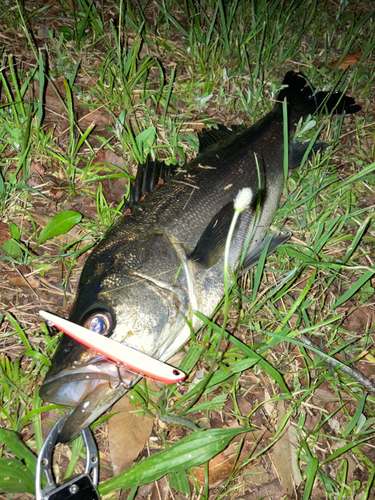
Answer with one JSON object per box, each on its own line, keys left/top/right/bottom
{"left": 331, "top": 268, "right": 375, "bottom": 310}
{"left": 302, "top": 456, "right": 319, "bottom": 500}
{"left": 35, "top": 211, "right": 82, "bottom": 247}
{"left": 0, "top": 458, "right": 35, "bottom": 494}
{"left": 342, "top": 394, "right": 367, "bottom": 437}
{"left": 0, "top": 428, "right": 37, "bottom": 475}
{"left": 98, "top": 427, "right": 249, "bottom": 494}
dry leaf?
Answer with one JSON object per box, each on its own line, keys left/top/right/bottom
{"left": 191, "top": 442, "right": 240, "bottom": 488}
{"left": 94, "top": 150, "right": 129, "bottom": 205}
{"left": 236, "top": 478, "right": 285, "bottom": 500}
{"left": 108, "top": 394, "right": 154, "bottom": 475}
{"left": 7, "top": 270, "right": 40, "bottom": 289}
{"left": 0, "top": 221, "right": 11, "bottom": 247}
{"left": 263, "top": 388, "right": 275, "bottom": 417}
{"left": 331, "top": 52, "right": 363, "bottom": 69}
{"left": 101, "top": 177, "right": 128, "bottom": 205}
{"left": 94, "top": 150, "right": 125, "bottom": 170}
{"left": 29, "top": 161, "right": 46, "bottom": 176}
{"left": 49, "top": 189, "right": 66, "bottom": 200}
{"left": 191, "top": 429, "right": 272, "bottom": 488}
{"left": 31, "top": 80, "right": 112, "bottom": 132}
{"left": 271, "top": 400, "right": 302, "bottom": 498}
{"left": 341, "top": 304, "right": 375, "bottom": 333}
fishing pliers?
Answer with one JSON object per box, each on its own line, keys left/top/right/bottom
{"left": 35, "top": 413, "right": 99, "bottom": 500}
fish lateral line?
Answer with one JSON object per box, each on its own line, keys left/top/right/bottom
{"left": 39, "top": 310, "right": 186, "bottom": 384}
{"left": 100, "top": 265, "right": 183, "bottom": 293}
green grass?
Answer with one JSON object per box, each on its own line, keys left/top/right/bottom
{"left": 1, "top": 0, "right": 375, "bottom": 498}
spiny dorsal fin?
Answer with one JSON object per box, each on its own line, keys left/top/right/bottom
{"left": 123, "top": 156, "right": 178, "bottom": 212}
{"left": 188, "top": 201, "right": 236, "bottom": 269}
{"left": 198, "top": 124, "right": 235, "bottom": 154}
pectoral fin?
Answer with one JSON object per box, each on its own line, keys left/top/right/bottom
{"left": 189, "top": 201, "right": 236, "bottom": 268}
{"left": 240, "top": 232, "right": 291, "bottom": 274}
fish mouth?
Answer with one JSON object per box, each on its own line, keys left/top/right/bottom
{"left": 40, "top": 357, "right": 140, "bottom": 443}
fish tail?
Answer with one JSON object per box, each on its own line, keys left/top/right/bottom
{"left": 276, "top": 71, "right": 361, "bottom": 117}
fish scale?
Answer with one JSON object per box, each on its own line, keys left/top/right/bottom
{"left": 39, "top": 71, "right": 361, "bottom": 443}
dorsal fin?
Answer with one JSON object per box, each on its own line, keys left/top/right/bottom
{"left": 123, "top": 156, "right": 178, "bottom": 212}
{"left": 198, "top": 124, "right": 235, "bottom": 153}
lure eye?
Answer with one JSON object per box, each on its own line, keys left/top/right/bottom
{"left": 83, "top": 312, "right": 112, "bottom": 335}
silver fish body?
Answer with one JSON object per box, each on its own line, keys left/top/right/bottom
{"left": 40, "top": 72, "right": 360, "bottom": 442}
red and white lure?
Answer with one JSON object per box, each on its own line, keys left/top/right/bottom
{"left": 39, "top": 310, "right": 186, "bottom": 385}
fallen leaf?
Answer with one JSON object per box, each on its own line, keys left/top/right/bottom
{"left": 236, "top": 478, "right": 285, "bottom": 500}
{"left": 102, "top": 177, "right": 128, "bottom": 205}
{"left": 191, "top": 429, "right": 272, "bottom": 488}
{"left": 263, "top": 388, "right": 275, "bottom": 417}
{"left": 0, "top": 222, "right": 11, "bottom": 247}
{"left": 31, "top": 80, "right": 112, "bottom": 132}
{"left": 108, "top": 394, "right": 154, "bottom": 475}
{"left": 49, "top": 188, "right": 67, "bottom": 200}
{"left": 191, "top": 442, "right": 239, "bottom": 488}
{"left": 271, "top": 400, "right": 302, "bottom": 498}
{"left": 93, "top": 150, "right": 129, "bottom": 205}
{"left": 7, "top": 271, "right": 40, "bottom": 289}
{"left": 41, "top": 409, "right": 64, "bottom": 440}
{"left": 340, "top": 304, "right": 375, "bottom": 333}
{"left": 331, "top": 52, "right": 363, "bottom": 69}
{"left": 63, "top": 195, "right": 99, "bottom": 220}
{"left": 29, "top": 161, "right": 46, "bottom": 175}
{"left": 93, "top": 150, "right": 125, "bottom": 170}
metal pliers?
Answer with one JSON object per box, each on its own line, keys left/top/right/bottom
{"left": 35, "top": 413, "right": 99, "bottom": 500}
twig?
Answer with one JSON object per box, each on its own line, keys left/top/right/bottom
{"left": 300, "top": 334, "right": 375, "bottom": 394}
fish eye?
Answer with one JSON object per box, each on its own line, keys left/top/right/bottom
{"left": 83, "top": 312, "right": 112, "bottom": 335}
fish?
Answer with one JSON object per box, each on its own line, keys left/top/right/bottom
{"left": 39, "top": 71, "right": 360, "bottom": 443}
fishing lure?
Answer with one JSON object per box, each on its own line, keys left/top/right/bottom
{"left": 39, "top": 310, "right": 186, "bottom": 385}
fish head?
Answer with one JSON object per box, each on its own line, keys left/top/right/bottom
{"left": 40, "top": 235, "right": 190, "bottom": 442}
